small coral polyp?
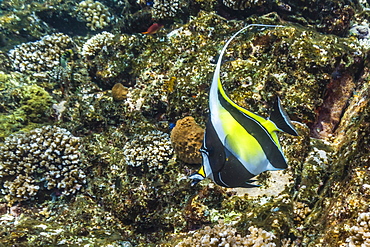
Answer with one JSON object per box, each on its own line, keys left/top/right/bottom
{"left": 0, "top": 126, "right": 86, "bottom": 203}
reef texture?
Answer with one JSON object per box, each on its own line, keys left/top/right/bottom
{"left": 173, "top": 221, "right": 276, "bottom": 247}
{"left": 0, "top": 0, "right": 370, "bottom": 246}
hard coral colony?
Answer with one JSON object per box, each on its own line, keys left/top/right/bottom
{"left": 0, "top": 126, "right": 85, "bottom": 203}
{"left": 0, "top": 0, "right": 369, "bottom": 246}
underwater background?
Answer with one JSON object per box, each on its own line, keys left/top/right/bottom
{"left": 0, "top": 0, "right": 370, "bottom": 246}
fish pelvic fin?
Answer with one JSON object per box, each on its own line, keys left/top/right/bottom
{"left": 269, "top": 97, "right": 299, "bottom": 136}
{"left": 241, "top": 181, "right": 261, "bottom": 188}
{"left": 189, "top": 166, "right": 206, "bottom": 186}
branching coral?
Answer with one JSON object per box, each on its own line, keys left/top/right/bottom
{"left": 8, "top": 33, "right": 73, "bottom": 73}
{"left": 81, "top": 31, "right": 115, "bottom": 58}
{"left": 123, "top": 130, "right": 174, "bottom": 171}
{"left": 152, "top": 0, "right": 181, "bottom": 20}
{"left": 222, "top": 0, "right": 266, "bottom": 10}
{"left": 0, "top": 126, "right": 86, "bottom": 203}
{"left": 75, "top": 0, "right": 112, "bottom": 31}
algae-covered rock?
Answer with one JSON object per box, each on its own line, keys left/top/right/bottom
{"left": 0, "top": 80, "right": 53, "bottom": 140}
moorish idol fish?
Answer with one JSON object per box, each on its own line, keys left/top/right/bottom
{"left": 189, "top": 24, "right": 299, "bottom": 188}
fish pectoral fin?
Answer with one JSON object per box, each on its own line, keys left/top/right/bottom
{"left": 223, "top": 135, "right": 234, "bottom": 158}
{"left": 269, "top": 97, "right": 299, "bottom": 136}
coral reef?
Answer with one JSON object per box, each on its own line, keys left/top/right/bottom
{"left": 8, "top": 33, "right": 73, "bottom": 73}
{"left": 346, "top": 212, "right": 370, "bottom": 246}
{"left": 174, "top": 221, "right": 276, "bottom": 246}
{"left": 81, "top": 31, "right": 115, "bottom": 58}
{"left": 0, "top": 126, "right": 85, "bottom": 203}
{"left": 152, "top": 0, "right": 181, "bottom": 20}
{"left": 0, "top": 1, "right": 370, "bottom": 246}
{"left": 123, "top": 129, "right": 174, "bottom": 170}
{"left": 75, "top": 0, "right": 112, "bottom": 31}
{"left": 170, "top": 116, "right": 204, "bottom": 164}
{"left": 222, "top": 0, "right": 266, "bottom": 10}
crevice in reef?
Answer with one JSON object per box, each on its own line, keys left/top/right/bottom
{"left": 310, "top": 70, "right": 357, "bottom": 139}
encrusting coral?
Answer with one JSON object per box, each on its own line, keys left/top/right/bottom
{"left": 0, "top": 126, "right": 86, "bottom": 203}
{"left": 0, "top": 82, "right": 54, "bottom": 140}
{"left": 174, "top": 221, "right": 276, "bottom": 247}
{"left": 170, "top": 116, "right": 204, "bottom": 164}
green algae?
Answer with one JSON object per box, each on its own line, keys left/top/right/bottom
{"left": 0, "top": 78, "right": 53, "bottom": 139}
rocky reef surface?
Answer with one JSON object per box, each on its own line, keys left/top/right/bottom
{"left": 0, "top": 0, "right": 370, "bottom": 246}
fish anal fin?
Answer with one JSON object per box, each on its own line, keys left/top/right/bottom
{"left": 189, "top": 172, "right": 205, "bottom": 186}
{"left": 269, "top": 97, "right": 299, "bottom": 136}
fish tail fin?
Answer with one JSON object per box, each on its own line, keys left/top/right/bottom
{"left": 269, "top": 97, "right": 299, "bottom": 136}
{"left": 189, "top": 166, "right": 206, "bottom": 186}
